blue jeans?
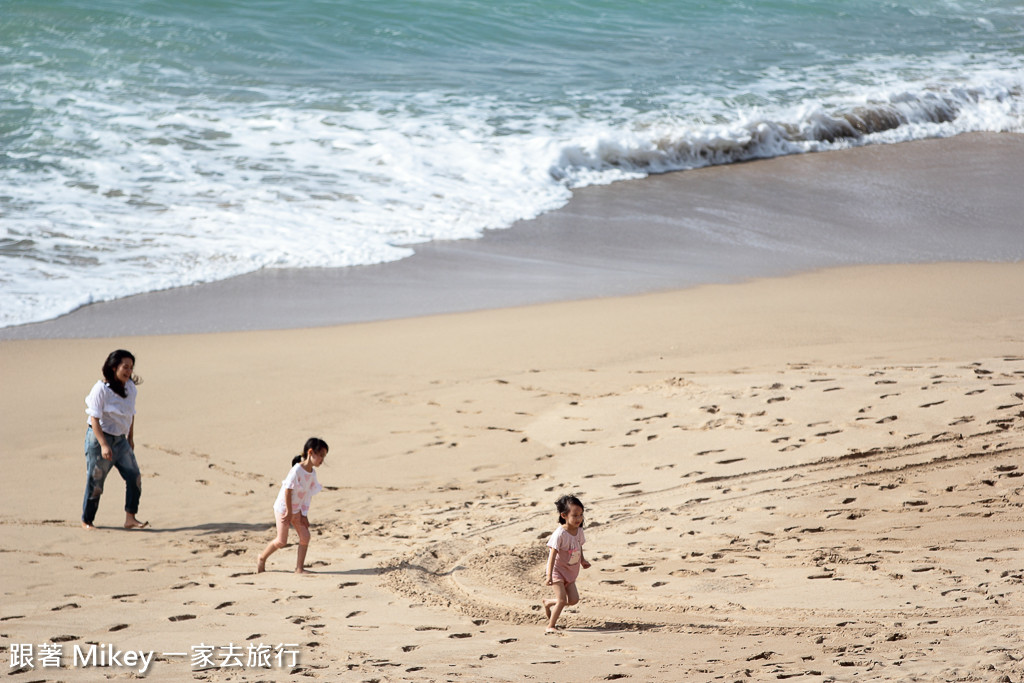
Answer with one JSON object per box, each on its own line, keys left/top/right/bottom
{"left": 82, "top": 427, "right": 141, "bottom": 525}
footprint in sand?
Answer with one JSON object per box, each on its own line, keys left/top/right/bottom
{"left": 635, "top": 412, "right": 669, "bottom": 422}
{"left": 109, "top": 624, "right": 129, "bottom": 632}
{"left": 168, "top": 614, "right": 196, "bottom": 622}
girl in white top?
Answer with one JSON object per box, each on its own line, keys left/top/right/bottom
{"left": 257, "top": 437, "right": 328, "bottom": 574}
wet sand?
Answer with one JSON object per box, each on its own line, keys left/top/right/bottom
{"left": 3, "top": 132, "right": 1022, "bottom": 340}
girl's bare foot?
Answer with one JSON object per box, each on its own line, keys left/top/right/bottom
{"left": 545, "top": 626, "right": 562, "bottom": 635}
{"left": 256, "top": 558, "right": 266, "bottom": 574}
{"left": 543, "top": 600, "right": 554, "bottom": 620}
{"left": 295, "top": 568, "right": 307, "bottom": 575}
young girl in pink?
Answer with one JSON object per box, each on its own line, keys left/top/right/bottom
{"left": 257, "top": 437, "right": 328, "bottom": 574}
{"left": 543, "top": 494, "right": 591, "bottom": 633}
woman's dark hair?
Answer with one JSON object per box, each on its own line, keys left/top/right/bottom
{"left": 555, "top": 494, "right": 585, "bottom": 526}
{"left": 292, "top": 437, "right": 329, "bottom": 465}
{"left": 102, "top": 349, "right": 140, "bottom": 398}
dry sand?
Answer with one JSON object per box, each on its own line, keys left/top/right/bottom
{"left": 2, "top": 261, "right": 1023, "bottom": 682}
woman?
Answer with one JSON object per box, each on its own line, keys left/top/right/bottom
{"left": 82, "top": 349, "right": 148, "bottom": 529}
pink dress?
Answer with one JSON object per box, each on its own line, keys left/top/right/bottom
{"left": 547, "top": 526, "right": 585, "bottom": 584}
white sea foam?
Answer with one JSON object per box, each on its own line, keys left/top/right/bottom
{"left": 2, "top": 52, "right": 1023, "bottom": 328}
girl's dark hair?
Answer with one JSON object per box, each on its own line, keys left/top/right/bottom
{"left": 555, "top": 494, "right": 585, "bottom": 526}
{"left": 102, "top": 349, "right": 140, "bottom": 398}
{"left": 292, "top": 437, "right": 329, "bottom": 465}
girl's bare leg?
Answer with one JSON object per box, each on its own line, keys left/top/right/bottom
{"left": 258, "top": 539, "right": 283, "bottom": 573}
{"left": 544, "top": 581, "right": 569, "bottom": 631}
{"left": 294, "top": 517, "right": 312, "bottom": 574}
{"left": 258, "top": 517, "right": 290, "bottom": 573}
{"left": 566, "top": 581, "right": 580, "bottom": 607}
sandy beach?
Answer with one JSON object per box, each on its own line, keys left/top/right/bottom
{"left": 2, "top": 137, "right": 1023, "bottom": 682}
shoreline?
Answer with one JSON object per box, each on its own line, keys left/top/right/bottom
{"left": 3, "top": 132, "right": 1023, "bottom": 340}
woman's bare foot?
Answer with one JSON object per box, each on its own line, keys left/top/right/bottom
{"left": 81, "top": 522, "right": 96, "bottom": 530}
{"left": 545, "top": 626, "right": 562, "bottom": 635}
{"left": 123, "top": 519, "right": 149, "bottom": 529}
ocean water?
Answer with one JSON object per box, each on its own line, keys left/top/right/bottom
{"left": 2, "top": 0, "right": 1023, "bottom": 329}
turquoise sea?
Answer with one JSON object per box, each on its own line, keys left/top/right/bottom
{"left": 2, "top": 0, "right": 1023, "bottom": 327}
